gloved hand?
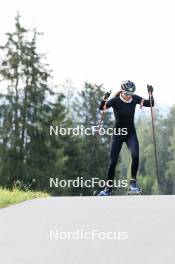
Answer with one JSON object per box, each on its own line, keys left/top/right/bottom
{"left": 103, "top": 90, "right": 111, "bottom": 100}
{"left": 147, "top": 85, "right": 154, "bottom": 95}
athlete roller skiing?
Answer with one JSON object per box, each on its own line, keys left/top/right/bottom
{"left": 98, "top": 80, "right": 154, "bottom": 196}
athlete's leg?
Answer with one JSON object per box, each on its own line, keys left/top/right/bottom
{"left": 126, "top": 132, "right": 139, "bottom": 180}
{"left": 107, "top": 135, "right": 124, "bottom": 184}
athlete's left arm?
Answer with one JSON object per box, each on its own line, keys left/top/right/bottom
{"left": 134, "top": 94, "right": 154, "bottom": 107}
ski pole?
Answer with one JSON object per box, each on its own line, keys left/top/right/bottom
{"left": 95, "top": 90, "right": 111, "bottom": 135}
{"left": 96, "top": 100, "right": 108, "bottom": 135}
{"left": 147, "top": 85, "right": 160, "bottom": 194}
{"left": 82, "top": 92, "right": 110, "bottom": 195}
{"left": 84, "top": 97, "right": 109, "bottom": 172}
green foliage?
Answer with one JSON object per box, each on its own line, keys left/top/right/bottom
{"left": 0, "top": 14, "right": 175, "bottom": 196}
{"left": 0, "top": 187, "right": 49, "bottom": 208}
{"left": 0, "top": 14, "right": 67, "bottom": 192}
{"left": 119, "top": 106, "right": 175, "bottom": 195}
{"left": 165, "top": 106, "right": 175, "bottom": 194}
{"left": 72, "top": 82, "right": 114, "bottom": 195}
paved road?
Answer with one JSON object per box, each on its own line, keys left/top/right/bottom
{"left": 0, "top": 195, "right": 174, "bottom": 264}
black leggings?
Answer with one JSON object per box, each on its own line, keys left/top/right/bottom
{"left": 107, "top": 131, "right": 139, "bottom": 182}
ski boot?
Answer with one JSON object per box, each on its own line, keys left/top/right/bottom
{"left": 127, "top": 179, "right": 142, "bottom": 195}
{"left": 99, "top": 186, "right": 113, "bottom": 196}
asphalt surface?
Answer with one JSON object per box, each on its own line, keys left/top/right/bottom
{"left": 0, "top": 195, "right": 174, "bottom": 264}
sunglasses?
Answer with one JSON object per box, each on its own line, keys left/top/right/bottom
{"left": 123, "top": 91, "right": 134, "bottom": 96}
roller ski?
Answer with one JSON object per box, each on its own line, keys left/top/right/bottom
{"left": 127, "top": 179, "right": 142, "bottom": 195}
{"left": 93, "top": 186, "right": 113, "bottom": 196}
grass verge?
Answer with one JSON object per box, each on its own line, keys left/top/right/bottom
{"left": 0, "top": 188, "right": 49, "bottom": 208}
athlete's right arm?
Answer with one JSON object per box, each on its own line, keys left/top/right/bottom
{"left": 99, "top": 97, "right": 117, "bottom": 110}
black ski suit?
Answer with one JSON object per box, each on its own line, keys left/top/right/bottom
{"left": 99, "top": 94, "right": 154, "bottom": 183}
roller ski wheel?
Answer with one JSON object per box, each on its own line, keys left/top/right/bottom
{"left": 93, "top": 190, "right": 100, "bottom": 196}
{"left": 127, "top": 185, "right": 142, "bottom": 195}
{"left": 93, "top": 187, "right": 113, "bottom": 196}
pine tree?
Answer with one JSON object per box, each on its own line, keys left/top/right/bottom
{"left": 0, "top": 14, "right": 66, "bottom": 191}
{"left": 72, "top": 82, "right": 114, "bottom": 195}
{"left": 165, "top": 105, "right": 175, "bottom": 194}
